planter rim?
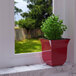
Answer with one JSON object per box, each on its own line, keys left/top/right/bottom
{"left": 40, "top": 38, "right": 70, "bottom": 41}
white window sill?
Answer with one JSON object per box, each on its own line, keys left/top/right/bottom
{"left": 0, "top": 63, "right": 72, "bottom": 76}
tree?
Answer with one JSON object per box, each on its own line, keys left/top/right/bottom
{"left": 18, "top": 18, "right": 36, "bottom": 30}
{"left": 16, "top": 0, "right": 52, "bottom": 38}
{"left": 16, "top": 18, "right": 36, "bottom": 38}
{"left": 21, "top": 0, "right": 52, "bottom": 29}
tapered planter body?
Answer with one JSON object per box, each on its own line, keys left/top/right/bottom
{"left": 40, "top": 38, "right": 70, "bottom": 66}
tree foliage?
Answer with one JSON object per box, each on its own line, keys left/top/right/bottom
{"left": 17, "top": 18, "right": 36, "bottom": 30}
{"left": 20, "top": 0, "right": 52, "bottom": 29}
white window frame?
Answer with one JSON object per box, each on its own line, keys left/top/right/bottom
{"left": 0, "top": 0, "right": 75, "bottom": 69}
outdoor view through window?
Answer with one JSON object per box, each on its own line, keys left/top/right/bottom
{"left": 14, "top": 0, "right": 52, "bottom": 54}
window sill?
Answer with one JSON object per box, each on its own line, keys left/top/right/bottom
{"left": 0, "top": 63, "right": 72, "bottom": 75}
{"left": 9, "top": 52, "right": 43, "bottom": 68}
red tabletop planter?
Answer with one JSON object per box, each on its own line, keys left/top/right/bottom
{"left": 40, "top": 38, "right": 70, "bottom": 66}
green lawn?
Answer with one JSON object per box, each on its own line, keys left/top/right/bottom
{"left": 15, "top": 39, "right": 42, "bottom": 54}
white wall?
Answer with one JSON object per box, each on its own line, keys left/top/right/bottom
{"left": 0, "top": 0, "right": 15, "bottom": 68}
{"left": 53, "top": 0, "right": 76, "bottom": 64}
{"left": 73, "top": 0, "right": 76, "bottom": 64}
{"left": 65, "top": 0, "right": 75, "bottom": 63}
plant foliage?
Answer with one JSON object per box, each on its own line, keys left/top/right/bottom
{"left": 41, "top": 14, "right": 67, "bottom": 40}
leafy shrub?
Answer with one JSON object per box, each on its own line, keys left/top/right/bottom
{"left": 41, "top": 14, "right": 67, "bottom": 40}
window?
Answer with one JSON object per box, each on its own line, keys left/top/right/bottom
{"left": 14, "top": 0, "right": 53, "bottom": 54}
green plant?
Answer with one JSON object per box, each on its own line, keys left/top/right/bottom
{"left": 41, "top": 14, "right": 67, "bottom": 40}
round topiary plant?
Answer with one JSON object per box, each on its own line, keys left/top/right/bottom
{"left": 41, "top": 14, "right": 67, "bottom": 40}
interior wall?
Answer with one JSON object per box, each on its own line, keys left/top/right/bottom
{"left": 0, "top": 0, "right": 15, "bottom": 68}
{"left": 73, "top": 0, "right": 76, "bottom": 64}
{"left": 53, "top": 0, "right": 75, "bottom": 64}
{"left": 65, "top": 0, "right": 75, "bottom": 63}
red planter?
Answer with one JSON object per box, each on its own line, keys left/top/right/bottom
{"left": 40, "top": 38, "right": 70, "bottom": 66}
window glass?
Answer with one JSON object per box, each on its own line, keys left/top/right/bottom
{"left": 14, "top": 0, "right": 52, "bottom": 54}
